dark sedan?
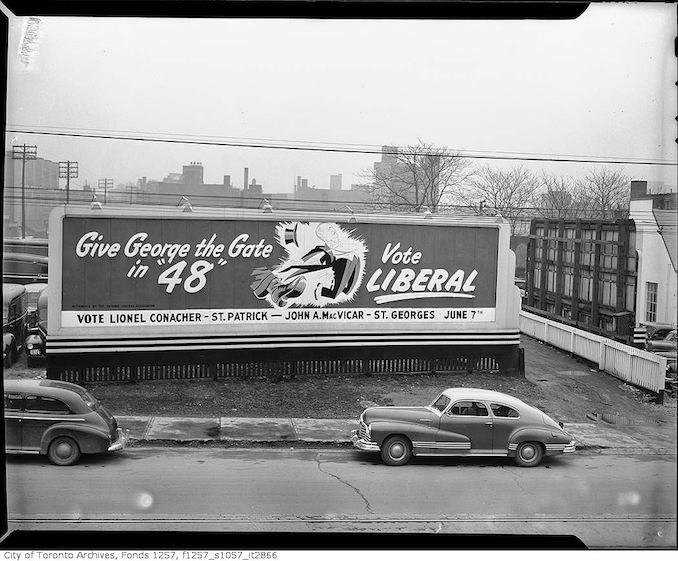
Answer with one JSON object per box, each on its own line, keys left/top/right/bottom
{"left": 4, "top": 379, "right": 128, "bottom": 465}
{"left": 351, "top": 387, "right": 575, "bottom": 467}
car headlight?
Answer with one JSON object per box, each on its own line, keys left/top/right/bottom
{"left": 27, "top": 343, "right": 33, "bottom": 350}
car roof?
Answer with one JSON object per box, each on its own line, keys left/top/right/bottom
{"left": 441, "top": 387, "right": 527, "bottom": 407}
{"left": 3, "top": 378, "right": 87, "bottom": 400}
{"left": 24, "top": 283, "right": 48, "bottom": 293}
{"left": 3, "top": 284, "right": 26, "bottom": 301}
{"left": 3, "top": 253, "right": 49, "bottom": 264}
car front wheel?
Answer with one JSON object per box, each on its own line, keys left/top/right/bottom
{"left": 48, "top": 436, "right": 81, "bottom": 466}
{"left": 381, "top": 435, "right": 413, "bottom": 466}
{"left": 4, "top": 345, "right": 15, "bottom": 367}
{"left": 514, "top": 441, "right": 544, "bottom": 467}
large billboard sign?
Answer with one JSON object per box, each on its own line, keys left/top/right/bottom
{"left": 57, "top": 213, "right": 501, "bottom": 331}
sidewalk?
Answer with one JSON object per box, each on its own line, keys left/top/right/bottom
{"left": 117, "top": 415, "right": 677, "bottom": 455}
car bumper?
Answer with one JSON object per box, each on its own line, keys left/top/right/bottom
{"left": 108, "top": 428, "right": 130, "bottom": 452}
{"left": 350, "top": 429, "right": 380, "bottom": 452}
{"left": 563, "top": 440, "right": 576, "bottom": 453}
{"left": 543, "top": 439, "right": 576, "bottom": 455}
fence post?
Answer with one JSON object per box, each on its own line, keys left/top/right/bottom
{"left": 599, "top": 341, "right": 606, "bottom": 373}
{"left": 570, "top": 329, "right": 575, "bottom": 355}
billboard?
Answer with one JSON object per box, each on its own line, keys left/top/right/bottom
{"left": 59, "top": 215, "right": 499, "bottom": 330}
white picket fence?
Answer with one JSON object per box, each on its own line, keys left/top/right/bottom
{"left": 519, "top": 310, "right": 668, "bottom": 394}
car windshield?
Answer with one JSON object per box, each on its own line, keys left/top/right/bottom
{"left": 430, "top": 393, "right": 450, "bottom": 413}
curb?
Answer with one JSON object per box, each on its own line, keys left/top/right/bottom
{"left": 574, "top": 446, "right": 675, "bottom": 456}
{"left": 128, "top": 438, "right": 353, "bottom": 449}
{"left": 126, "top": 437, "right": 674, "bottom": 456}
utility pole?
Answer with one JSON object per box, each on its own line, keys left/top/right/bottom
{"left": 59, "top": 160, "right": 79, "bottom": 204}
{"left": 98, "top": 178, "right": 113, "bottom": 203}
{"left": 12, "top": 144, "right": 37, "bottom": 239}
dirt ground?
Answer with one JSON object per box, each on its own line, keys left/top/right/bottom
{"left": 4, "top": 335, "right": 676, "bottom": 433}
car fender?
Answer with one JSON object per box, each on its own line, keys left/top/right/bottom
{"left": 40, "top": 423, "right": 111, "bottom": 455}
{"left": 508, "top": 427, "right": 555, "bottom": 451}
{"left": 369, "top": 419, "right": 438, "bottom": 446}
{"left": 25, "top": 332, "right": 43, "bottom": 345}
{"left": 4, "top": 332, "right": 16, "bottom": 353}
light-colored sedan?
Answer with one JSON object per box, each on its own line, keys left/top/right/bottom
{"left": 351, "top": 387, "right": 575, "bottom": 467}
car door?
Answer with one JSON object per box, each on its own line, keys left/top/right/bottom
{"left": 4, "top": 393, "right": 24, "bottom": 450}
{"left": 489, "top": 402, "right": 522, "bottom": 453}
{"left": 21, "top": 395, "right": 73, "bottom": 451}
{"left": 437, "top": 400, "right": 493, "bottom": 454}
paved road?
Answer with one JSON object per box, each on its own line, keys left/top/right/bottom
{"left": 5, "top": 446, "right": 676, "bottom": 548}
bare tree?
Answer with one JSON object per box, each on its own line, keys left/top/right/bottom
{"left": 574, "top": 168, "right": 630, "bottom": 219}
{"left": 451, "top": 165, "right": 538, "bottom": 235}
{"left": 537, "top": 172, "right": 582, "bottom": 220}
{"left": 362, "top": 141, "right": 473, "bottom": 213}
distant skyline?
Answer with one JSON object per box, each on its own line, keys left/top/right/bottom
{"left": 3, "top": 4, "right": 676, "bottom": 195}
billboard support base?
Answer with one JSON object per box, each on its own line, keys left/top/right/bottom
{"left": 46, "top": 344, "right": 524, "bottom": 383}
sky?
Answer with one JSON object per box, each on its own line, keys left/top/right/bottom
{"left": 3, "top": 3, "right": 677, "bottom": 195}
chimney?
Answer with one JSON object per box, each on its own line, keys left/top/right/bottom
{"left": 244, "top": 168, "right": 249, "bottom": 191}
{"left": 223, "top": 175, "right": 231, "bottom": 187}
{"left": 630, "top": 180, "right": 648, "bottom": 200}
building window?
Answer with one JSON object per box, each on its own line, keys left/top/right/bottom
{"left": 646, "top": 282, "right": 658, "bottom": 322}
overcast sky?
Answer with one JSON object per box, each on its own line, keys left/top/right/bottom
{"left": 3, "top": 3, "right": 676, "bottom": 194}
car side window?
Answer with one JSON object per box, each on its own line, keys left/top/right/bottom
{"left": 4, "top": 394, "right": 23, "bottom": 411}
{"left": 448, "top": 400, "right": 489, "bottom": 416}
{"left": 24, "top": 395, "right": 71, "bottom": 414}
{"left": 490, "top": 403, "right": 520, "bottom": 418}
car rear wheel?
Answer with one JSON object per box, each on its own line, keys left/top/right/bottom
{"left": 514, "top": 441, "right": 544, "bottom": 467}
{"left": 381, "top": 435, "right": 413, "bottom": 466}
{"left": 48, "top": 436, "right": 81, "bottom": 466}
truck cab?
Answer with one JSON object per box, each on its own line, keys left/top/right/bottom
{"left": 3, "top": 283, "right": 28, "bottom": 367}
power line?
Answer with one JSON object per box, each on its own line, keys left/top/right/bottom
{"left": 10, "top": 124, "right": 676, "bottom": 164}
{"left": 6, "top": 126, "right": 676, "bottom": 167}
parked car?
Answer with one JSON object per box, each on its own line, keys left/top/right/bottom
{"left": 351, "top": 387, "right": 575, "bottom": 467}
{"left": 646, "top": 329, "right": 677, "bottom": 353}
{"left": 3, "top": 379, "right": 129, "bottom": 466}
{"left": 656, "top": 350, "right": 677, "bottom": 376}
{"left": 2, "top": 252, "right": 48, "bottom": 285}
{"left": 3, "top": 283, "right": 27, "bottom": 367}
{"left": 24, "top": 282, "right": 47, "bottom": 326}
{"left": 24, "top": 288, "right": 48, "bottom": 366}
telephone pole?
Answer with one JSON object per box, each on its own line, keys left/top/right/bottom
{"left": 98, "top": 178, "right": 113, "bottom": 203}
{"left": 12, "top": 144, "right": 37, "bottom": 239}
{"left": 59, "top": 160, "right": 79, "bottom": 204}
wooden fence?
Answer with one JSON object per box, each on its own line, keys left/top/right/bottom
{"left": 56, "top": 355, "right": 501, "bottom": 384}
{"left": 520, "top": 310, "right": 668, "bottom": 395}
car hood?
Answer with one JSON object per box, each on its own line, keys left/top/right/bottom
{"left": 362, "top": 406, "right": 436, "bottom": 424}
